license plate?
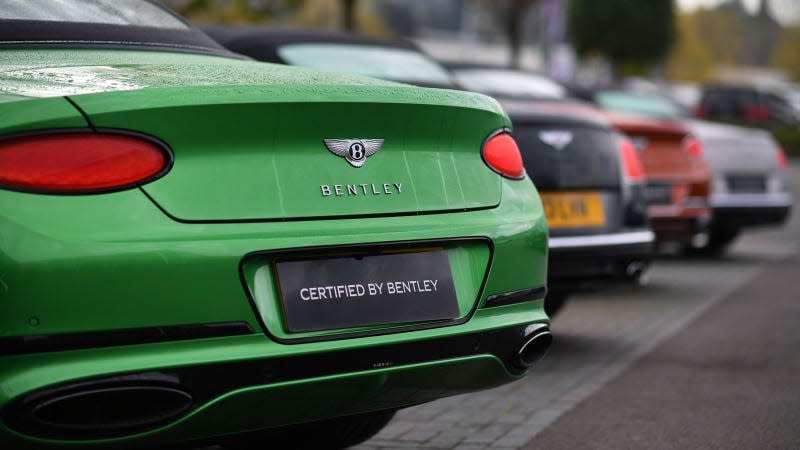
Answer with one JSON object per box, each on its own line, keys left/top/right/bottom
{"left": 727, "top": 175, "right": 766, "bottom": 193}
{"left": 541, "top": 191, "right": 606, "bottom": 228}
{"left": 646, "top": 183, "right": 672, "bottom": 205}
{"left": 274, "top": 250, "right": 459, "bottom": 332}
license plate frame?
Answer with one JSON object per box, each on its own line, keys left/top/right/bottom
{"left": 274, "top": 250, "right": 459, "bottom": 333}
{"left": 541, "top": 191, "right": 606, "bottom": 228}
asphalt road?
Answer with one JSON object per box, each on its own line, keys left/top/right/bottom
{"left": 356, "top": 163, "right": 800, "bottom": 449}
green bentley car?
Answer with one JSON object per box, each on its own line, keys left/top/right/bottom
{"left": 0, "top": 1, "right": 550, "bottom": 448}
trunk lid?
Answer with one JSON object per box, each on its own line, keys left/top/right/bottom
{"left": 689, "top": 120, "right": 779, "bottom": 173}
{"left": 606, "top": 113, "right": 703, "bottom": 181}
{"left": 513, "top": 121, "right": 621, "bottom": 191}
{"left": 511, "top": 118, "right": 627, "bottom": 234}
{"left": 39, "top": 53, "right": 508, "bottom": 221}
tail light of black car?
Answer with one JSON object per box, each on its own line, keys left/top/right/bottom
{"left": 482, "top": 130, "right": 525, "bottom": 179}
{"left": 618, "top": 137, "right": 648, "bottom": 227}
{"left": 745, "top": 104, "right": 770, "bottom": 122}
{"left": 0, "top": 131, "right": 171, "bottom": 194}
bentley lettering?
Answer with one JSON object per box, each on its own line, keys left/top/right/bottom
{"left": 321, "top": 182, "right": 403, "bottom": 197}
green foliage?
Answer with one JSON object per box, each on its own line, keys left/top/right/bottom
{"left": 665, "top": 13, "right": 717, "bottom": 81}
{"left": 567, "top": 0, "right": 676, "bottom": 73}
{"left": 161, "top": 0, "right": 306, "bottom": 24}
{"left": 771, "top": 25, "right": 800, "bottom": 82}
{"left": 772, "top": 126, "right": 800, "bottom": 155}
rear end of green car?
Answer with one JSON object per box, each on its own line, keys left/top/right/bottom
{"left": 0, "top": 48, "right": 549, "bottom": 448}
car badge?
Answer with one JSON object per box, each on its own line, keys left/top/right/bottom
{"left": 538, "top": 130, "right": 573, "bottom": 150}
{"left": 323, "top": 138, "right": 384, "bottom": 168}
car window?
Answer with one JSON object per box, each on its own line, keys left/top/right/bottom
{"left": 594, "top": 91, "right": 684, "bottom": 119}
{"left": 764, "top": 93, "right": 797, "bottom": 125}
{"left": 729, "top": 89, "right": 758, "bottom": 114}
{"left": 451, "top": 69, "right": 566, "bottom": 100}
{"left": 277, "top": 43, "right": 454, "bottom": 86}
{"left": 702, "top": 89, "right": 728, "bottom": 115}
{"left": 0, "top": 0, "right": 187, "bottom": 29}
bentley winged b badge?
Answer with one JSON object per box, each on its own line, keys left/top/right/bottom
{"left": 323, "top": 138, "right": 384, "bottom": 168}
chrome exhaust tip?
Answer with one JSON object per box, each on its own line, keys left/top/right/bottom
{"left": 516, "top": 323, "right": 552, "bottom": 368}
{"left": 625, "top": 261, "right": 650, "bottom": 285}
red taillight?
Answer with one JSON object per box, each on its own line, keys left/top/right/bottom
{"left": 0, "top": 132, "right": 169, "bottom": 193}
{"left": 482, "top": 130, "right": 525, "bottom": 179}
{"left": 693, "top": 105, "right": 707, "bottom": 118}
{"left": 682, "top": 136, "right": 703, "bottom": 159}
{"left": 745, "top": 105, "right": 769, "bottom": 122}
{"left": 777, "top": 146, "right": 788, "bottom": 171}
{"left": 619, "top": 138, "right": 645, "bottom": 182}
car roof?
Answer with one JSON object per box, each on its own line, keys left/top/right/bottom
{"left": 203, "top": 26, "right": 421, "bottom": 63}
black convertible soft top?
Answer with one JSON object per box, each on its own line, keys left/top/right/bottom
{"left": 0, "top": 18, "right": 238, "bottom": 57}
{"left": 203, "top": 26, "right": 422, "bottom": 64}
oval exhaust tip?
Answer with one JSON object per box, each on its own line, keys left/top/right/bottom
{"left": 19, "top": 385, "right": 193, "bottom": 439}
{"left": 517, "top": 326, "right": 553, "bottom": 368}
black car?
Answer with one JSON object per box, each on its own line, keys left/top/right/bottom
{"left": 500, "top": 100, "right": 654, "bottom": 314}
{"left": 695, "top": 83, "right": 798, "bottom": 127}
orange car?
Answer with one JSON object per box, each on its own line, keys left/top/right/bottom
{"left": 606, "top": 113, "right": 712, "bottom": 247}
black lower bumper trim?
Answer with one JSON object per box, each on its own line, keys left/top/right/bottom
{"left": 548, "top": 240, "right": 653, "bottom": 283}
{"left": 484, "top": 286, "right": 547, "bottom": 308}
{"left": 0, "top": 322, "right": 254, "bottom": 356}
{"left": 712, "top": 206, "right": 790, "bottom": 228}
{"left": 3, "top": 322, "right": 542, "bottom": 439}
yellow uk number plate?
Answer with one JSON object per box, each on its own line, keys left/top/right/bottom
{"left": 541, "top": 191, "right": 606, "bottom": 228}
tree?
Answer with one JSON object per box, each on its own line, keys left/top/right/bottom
{"left": 506, "top": 0, "right": 540, "bottom": 69}
{"left": 341, "top": 0, "right": 357, "bottom": 31}
{"left": 479, "top": 0, "right": 541, "bottom": 69}
{"left": 771, "top": 25, "right": 800, "bottom": 81}
{"left": 567, "top": 0, "right": 676, "bottom": 76}
{"left": 161, "top": 0, "right": 306, "bottom": 24}
{"left": 665, "top": 12, "right": 718, "bottom": 81}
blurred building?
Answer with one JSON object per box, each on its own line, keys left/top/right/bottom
{"left": 375, "top": 0, "right": 548, "bottom": 72}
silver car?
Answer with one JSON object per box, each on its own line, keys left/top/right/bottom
{"left": 689, "top": 120, "right": 792, "bottom": 252}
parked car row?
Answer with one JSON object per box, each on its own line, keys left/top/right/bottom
{"left": 586, "top": 89, "right": 792, "bottom": 253}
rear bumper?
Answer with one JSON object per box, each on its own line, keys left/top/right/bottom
{"left": 548, "top": 230, "right": 654, "bottom": 286}
{"left": 0, "top": 320, "right": 545, "bottom": 448}
{"left": 710, "top": 193, "right": 792, "bottom": 228}
{"left": 0, "top": 178, "right": 549, "bottom": 448}
{"left": 648, "top": 204, "right": 711, "bottom": 244}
